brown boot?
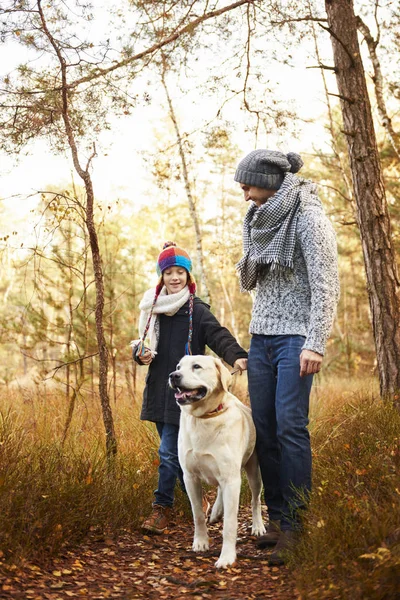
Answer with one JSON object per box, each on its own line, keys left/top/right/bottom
{"left": 268, "top": 530, "right": 299, "bottom": 566}
{"left": 141, "top": 505, "right": 172, "bottom": 534}
{"left": 256, "top": 520, "right": 281, "bottom": 548}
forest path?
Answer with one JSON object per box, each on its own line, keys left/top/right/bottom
{"left": 0, "top": 506, "right": 297, "bottom": 600}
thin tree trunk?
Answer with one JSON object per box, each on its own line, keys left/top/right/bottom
{"left": 38, "top": 0, "right": 117, "bottom": 454}
{"left": 220, "top": 273, "right": 240, "bottom": 342}
{"left": 308, "top": 2, "right": 354, "bottom": 204}
{"left": 324, "top": 0, "right": 400, "bottom": 402}
{"left": 160, "top": 59, "right": 211, "bottom": 304}
{"left": 66, "top": 222, "right": 73, "bottom": 400}
{"left": 218, "top": 172, "right": 240, "bottom": 342}
{"left": 356, "top": 16, "right": 400, "bottom": 161}
{"left": 84, "top": 176, "right": 117, "bottom": 454}
{"left": 62, "top": 379, "right": 84, "bottom": 446}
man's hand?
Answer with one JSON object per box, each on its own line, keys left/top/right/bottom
{"left": 139, "top": 349, "right": 153, "bottom": 365}
{"left": 300, "top": 349, "right": 322, "bottom": 377}
{"left": 233, "top": 358, "right": 248, "bottom": 374}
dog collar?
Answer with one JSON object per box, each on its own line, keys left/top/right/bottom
{"left": 199, "top": 403, "right": 227, "bottom": 419}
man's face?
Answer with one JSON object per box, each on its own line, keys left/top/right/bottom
{"left": 239, "top": 183, "right": 276, "bottom": 207}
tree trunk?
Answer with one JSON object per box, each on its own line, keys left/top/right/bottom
{"left": 66, "top": 222, "right": 73, "bottom": 400}
{"left": 325, "top": 0, "right": 400, "bottom": 402}
{"left": 161, "top": 61, "right": 211, "bottom": 304}
{"left": 38, "top": 0, "right": 117, "bottom": 455}
{"left": 85, "top": 175, "right": 117, "bottom": 454}
{"left": 356, "top": 16, "right": 400, "bottom": 161}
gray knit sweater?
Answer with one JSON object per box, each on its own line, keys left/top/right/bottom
{"left": 249, "top": 200, "right": 340, "bottom": 355}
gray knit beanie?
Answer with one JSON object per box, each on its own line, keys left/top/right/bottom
{"left": 234, "top": 150, "right": 304, "bottom": 190}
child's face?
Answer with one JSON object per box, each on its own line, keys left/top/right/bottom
{"left": 163, "top": 266, "right": 188, "bottom": 294}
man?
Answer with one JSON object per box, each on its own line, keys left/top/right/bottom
{"left": 234, "top": 150, "right": 339, "bottom": 565}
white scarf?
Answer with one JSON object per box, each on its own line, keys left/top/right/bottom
{"left": 131, "top": 285, "right": 190, "bottom": 356}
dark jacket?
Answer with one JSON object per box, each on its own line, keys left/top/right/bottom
{"left": 134, "top": 297, "right": 248, "bottom": 426}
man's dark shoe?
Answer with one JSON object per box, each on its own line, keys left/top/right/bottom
{"left": 268, "top": 530, "right": 299, "bottom": 566}
{"left": 256, "top": 519, "right": 281, "bottom": 548}
{"left": 141, "top": 505, "right": 173, "bottom": 534}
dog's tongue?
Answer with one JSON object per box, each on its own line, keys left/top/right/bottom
{"left": 175, "top": 389, "right": 199, "bottom": 400}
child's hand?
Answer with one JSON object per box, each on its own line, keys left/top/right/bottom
{"left": 140, "top": 349, "right": 153, "bottom": 365}
{"left": 233, "top": 358, "right": 248, "bottom": 374}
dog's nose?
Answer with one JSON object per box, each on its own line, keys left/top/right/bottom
{"left": 169, "top": 371, "right": 181, "bottom": 385}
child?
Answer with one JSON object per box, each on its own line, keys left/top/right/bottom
{"left": 132, "top": 241, "right": 248, "bottom": 534}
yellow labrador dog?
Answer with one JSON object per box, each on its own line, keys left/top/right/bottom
{"left": 169, "top": 355, "right": 265, "bottom": 569}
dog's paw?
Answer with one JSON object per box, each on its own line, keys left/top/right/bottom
{"left": 193, "top": 537, "right": 209, "bottom": 552}
{"left": 215, "top": 552, "right": 236, "bottom": 569}
{"left": 252, "top": 523, "right": 266, "bottom": 536}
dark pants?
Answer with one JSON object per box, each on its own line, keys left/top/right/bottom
{"left": 248, "top": 334, "right": 313, "bottom": 531}
{"left": 154, "top": 422, "right": 185, "bottom": 507}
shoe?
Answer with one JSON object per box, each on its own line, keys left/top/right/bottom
{"left": 141, "top": 505, "right": 172, "bottom": 534}
{"left": 268, "top": 530, "right": 299, "bottom": 566}
{"left": 256, "top": 520, "right": 281, "bottom": 548}
{"left": 202, "top": 491, "right": 211, "bottom": 518}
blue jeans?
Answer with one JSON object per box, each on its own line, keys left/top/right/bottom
{"left": 154, "top": 422, "right": 186, "bottom": 507}
{"left": 248, "top": 334, "right": 313, "bottom": 531}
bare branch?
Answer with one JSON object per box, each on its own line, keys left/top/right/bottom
{"left": 66, "top": 0, "right": 254, "bottom": 90}
{"left": 270, "top": 16, "right": 327, "bottom": 25}
{"left": 319, "top": 22, "right": 355, "bottom": 67}
{"left": 306, "top": 64, "right": 337, "bottom": 72}
{"left": 327, "top": 92, "right": 355, "bottom": 104}
{"left": 49, "top": 352, "right": 99, "bottom": 375}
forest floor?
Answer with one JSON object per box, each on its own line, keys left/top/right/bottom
{"left": 0, "top": 506, "right": 297, "bottom": 600}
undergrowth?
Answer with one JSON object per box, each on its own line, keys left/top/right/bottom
{"left": 0, "top": 390, "right": 160, "bottom": 563}
{"left": 0, "top": 377, "right": 399, "bottom": 600}
{"left": 292, "top": 392, "right": 400, "bottom": 600}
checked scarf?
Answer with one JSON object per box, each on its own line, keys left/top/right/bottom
{"left": 236, "top": 172, "right": 321, "bottom": 291}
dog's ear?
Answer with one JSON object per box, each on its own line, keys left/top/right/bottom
{"left": 214, "top": 358, "right": 232, "bottom": 392}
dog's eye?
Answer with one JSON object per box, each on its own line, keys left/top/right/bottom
{"left": 193, "top": 364, "right": 202, "bottom": 370}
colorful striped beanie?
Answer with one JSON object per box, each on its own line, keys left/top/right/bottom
{"left": 156, "top": 241, "right": 192, "bottom": 275}
{"left": 137, "top": 242, "right": 196, "bottom": 357}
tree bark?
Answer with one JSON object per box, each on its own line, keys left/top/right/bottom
{"left": 38, "top": 0, "right": 117, "bottom": 454}
{"left": 324, "top": 0, "right": 400, "bottom": 402}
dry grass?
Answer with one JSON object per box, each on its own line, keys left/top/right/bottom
{"left": 292, "top": 380, "right": 400, "bottom": 600}
{"left": 0, "top": 385, "right": 160, "bottom": 563}
{"left": 0, "top": 375, "right": 399, "bottom": 600}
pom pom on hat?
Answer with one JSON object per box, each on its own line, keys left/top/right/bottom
{"left": 162, "top": 241, "right": 176, "bottom": 250}
{"left": 156, "top": 241, "right": 192, "bottom": 275}
{"left": 234, "top": 149, "right": 304, "bottom": 190}
{"left": 286, "top": 152, "right": 303, "bottom": 173}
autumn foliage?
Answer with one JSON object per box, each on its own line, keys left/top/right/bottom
{"left": 0, "top": 379, "right": 399, "bottom": 598}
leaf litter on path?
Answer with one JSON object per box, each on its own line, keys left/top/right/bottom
{"left": 0, "top": 505, "right": 297, "bottom": 599}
